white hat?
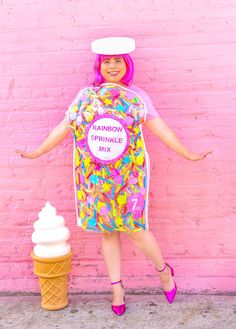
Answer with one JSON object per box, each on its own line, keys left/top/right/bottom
{"left": 91, "top": 37, "right": 135, "bottom": 55}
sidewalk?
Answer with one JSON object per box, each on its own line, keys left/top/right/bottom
{"left": 0, "top": 293, "right": 235, "bottom": 329}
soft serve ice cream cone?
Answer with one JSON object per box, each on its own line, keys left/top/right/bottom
{"left": 31, "top": 202, "right": 72, "bottom": 310}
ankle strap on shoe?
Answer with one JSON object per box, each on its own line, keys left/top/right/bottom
{"left": 111, "top": 280, "right": 122, "bottom": 285}
{"left": 156, "top": 263, "right": 167, "bottom": 272}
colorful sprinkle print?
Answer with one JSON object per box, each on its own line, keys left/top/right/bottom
{"left": 68, "top": 83, "right": 148, "bottom": 233}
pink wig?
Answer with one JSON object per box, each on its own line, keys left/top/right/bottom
{"left": 93, "top": 54, "right": 134, "bottom": 86}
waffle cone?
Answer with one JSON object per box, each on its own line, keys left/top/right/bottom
{"left": 31, "top": 250, "right": 72, "bottom": 310}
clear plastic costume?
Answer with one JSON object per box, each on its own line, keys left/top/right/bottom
{"left": 66, "top": 83, "right": 158, "bottom": 233}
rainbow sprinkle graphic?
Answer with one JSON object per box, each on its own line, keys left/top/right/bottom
{"left": 68, "top": 83, "right": 148, "bottom": 233}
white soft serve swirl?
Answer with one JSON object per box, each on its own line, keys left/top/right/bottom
{"left": 32, "top": 202, "right": 71, "bottom": 258}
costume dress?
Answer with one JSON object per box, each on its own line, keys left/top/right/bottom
{"left": 66, "top": 83, "right": 158, "bottom": 233}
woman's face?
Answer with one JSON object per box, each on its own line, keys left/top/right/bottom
{"left": 100, "top": 56, "right": 127, "bottom": 85}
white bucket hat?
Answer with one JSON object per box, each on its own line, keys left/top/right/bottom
{"left": 91, "top": 37, "right": 135, "bottom": 55}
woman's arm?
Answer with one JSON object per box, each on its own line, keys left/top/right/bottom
{"left": 144, "top": 117, "right": 213, "bottom": 161}
{"left": 15, "top": 116, "right": 70, "bottom": 159}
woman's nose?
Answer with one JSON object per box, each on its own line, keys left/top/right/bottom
{"left": 109, "top": 60, "right": 116, "bottom": 69}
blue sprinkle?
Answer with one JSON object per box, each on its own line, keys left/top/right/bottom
{"left": 135, "top": 132, "right": 141, "bottom": 141}
{"left": 123, "top": 156, "right": 131, "bottom": 164}
{"left": 81, "top": 162, "right": 86, "bottom": 173}
{"left": 78, "top": 100, "right": 82, "bottom": 108}
{"left": 135, "top": 149, "right": 142, "bottom": 156}
{"left": 122, "top": 215, "right": 127, "bottom": 225}
{"left": 105, "top": 166, "right": 110, "bottom": 175}
{"left": 101, "top": 224, "right": 113, "bottom": 232}
{"left": 88, "top": 218, "right": 96, "bottom": 226}
{"left": 90, "top": 174, "right": 99, "bottom": 184}
{"left": 99, "top": 177, "right": 113, "bottom": 184}
{"left": 143, "top": 176, "right": 146, "bottom": 188}
{"left": 106, "top": 202, "right": 112, "bottom": 210}
{"left": 133, "top": 222, "right": 145, "bottom": 229}
{"left": 120, "top": 98, "right": 130, "bottom": 107}
{"left": 118, "top": 163, "right": 125, "bottom": 170}
{"left": 112, "top": 186, "right": 115, "bottom": 199}
{"left": 116, "top": 104, "right": 124, "bottom": 112}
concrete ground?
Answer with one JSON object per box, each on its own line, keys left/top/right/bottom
{"left": 0, "top": 293, "right": 235, "bottom": 329}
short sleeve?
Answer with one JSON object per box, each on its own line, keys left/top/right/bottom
{"left": 65, "top": 88, "right": 85, "bottom": 127}
{"left": 130, "top": 85, "right": 159, "bottom": 121}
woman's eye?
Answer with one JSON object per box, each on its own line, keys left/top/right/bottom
{"left": 115, "top": 59, "right": 122, "bottom": 63}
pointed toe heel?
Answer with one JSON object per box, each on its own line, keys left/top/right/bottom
{"left": 164, "top": 282, "right": 177, "bottom": 304}
{"left": 156, "top": 263, "right": 177, "bottom": 304}
{"left": 111, "top": 280, "right": 126, "bottom": 316}
{"left": 111, "top": 303, "right": 126, "bottom": 316}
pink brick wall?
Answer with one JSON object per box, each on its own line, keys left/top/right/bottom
{"left": 1, "top": 0, "right": 236, "bottom": 293}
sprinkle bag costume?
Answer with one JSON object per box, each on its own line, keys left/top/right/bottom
{"left": 66, "top": 37, "right": 158, "bottom": 233}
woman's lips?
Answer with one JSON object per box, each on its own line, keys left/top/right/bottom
{"left": 109, "top": 71, "right": 119, "bottom": 76}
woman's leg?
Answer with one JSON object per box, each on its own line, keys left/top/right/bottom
{"left": 128, "top": 230, "right": 175, "bottom": 291}
{"left": 101, "top": 231, "right": 125, "bottom": 305}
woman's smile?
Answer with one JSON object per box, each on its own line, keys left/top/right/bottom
{"left": 109, "top": 71, "right": 119, "bottom": 76}
{"left": 100, "top": 57, "right": 127, "bottom": 84}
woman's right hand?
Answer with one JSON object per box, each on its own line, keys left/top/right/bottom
{"left": 15, "top": 149, "right": 40, "bottom": 159}
{"left": 15, "top": 117, "right": 70, "bottom": 160}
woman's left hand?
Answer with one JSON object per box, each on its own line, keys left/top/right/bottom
{"left": 186, "top": 149, "right": 213, "bottom": 161}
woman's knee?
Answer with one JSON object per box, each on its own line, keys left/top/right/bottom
{"left": 128, "top": 230, "right": 144, "bottom": 241}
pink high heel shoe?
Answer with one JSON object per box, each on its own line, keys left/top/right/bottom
{"left": 111, "top": 279, "right": 126, "bottom": 316}
{"left": 156, "top": 263, "right": 177, "bottom": 304}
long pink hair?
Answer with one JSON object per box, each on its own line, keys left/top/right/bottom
{"left": 93, "top": 54, "right": 134, "bottom": 86}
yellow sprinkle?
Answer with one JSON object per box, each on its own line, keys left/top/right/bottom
{"left": 135, "top": 155, "right": 144, "bottom": 166}
{"left": 136, "top": 138, "right": 143, "bottom": 149}
{"left": 118, "top": 111, "right": 126, "bottom": 118}
{"left": 115, "top": 217, "right": 123, "bottom": 226}
{"left": 117, "top": 193, "right": 127, "bottom": 205}
{"left": 111, "top": 200, "right": 116, "bottom": 216}
{"left": 134, "top": 127, "right": 140, "bottom": 134}
{"left": 115, "top": 158, "right": 122, "bottom": 168}
{"left": 71, "top": 105, "right": 78, "bottom": 113}
{"left": 87, "top": 114, "right": 94, "bottom": 122}
{"left": 124, "top": 170, "right": 130, "bottom": 181}
{"left": 75, "top": 150, "right": 81, "bottom": 166}
{"left": 102, "top": 182, "right": 111, "bottom": 192}
{"left": 98, "top": 222, "right": 105, "bottom": 231}
{"left": 83, "top": 157, "right": 91, "bottom": 167}
{"left": 138, "top": 174, "right": 143, "bottom": 188}
{"left": 97, "top": 202, "right": 106, "bottom": 211}
{"left": 104, "top": 98, "right": 112, "bottom": 106}
{"left": 130, "top": 149, "right": 135, "bottom": 162}
{"left": 80, "top": 211, "right": 85, "bottom": 219}
{"left": 77, "top": 190, "right": 85, "bottom": 200}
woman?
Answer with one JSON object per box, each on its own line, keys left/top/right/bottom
{"left": 16, "top": 37, "right": 212, "bottom": 316}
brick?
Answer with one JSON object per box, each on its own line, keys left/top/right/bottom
{"left": 1, "top": 0, "right": 236, "bottom": 294}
